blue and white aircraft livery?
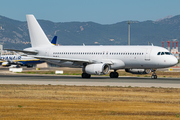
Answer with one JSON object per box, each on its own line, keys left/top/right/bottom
{"left": 1, "top": 36, "right": 57, "bottom": 67}
{"left": 0, "top": 54, "right": 44, "bottom": 67}
{"left": 6, "top": 15, "right": 178, "bottom": 79}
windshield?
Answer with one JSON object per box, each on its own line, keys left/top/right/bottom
{"left": 157, "top": 52, "right": 172, "bottom": 55}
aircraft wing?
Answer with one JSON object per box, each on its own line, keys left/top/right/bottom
{"left": 34, "top": 56, "right": 114, "bottom": 65}
{"left": 34, "top": 56, "right": 95, "bottom": 63}
{"left": 4, "top": 49, "right": 38, "bottom": 55}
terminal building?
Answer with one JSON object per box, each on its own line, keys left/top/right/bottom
{"left": 0, "top": 44, "right": 16, "bottom": 55}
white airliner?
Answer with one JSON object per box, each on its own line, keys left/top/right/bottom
{"left": 6, "top": 15, "right": 178, "bottom": 79}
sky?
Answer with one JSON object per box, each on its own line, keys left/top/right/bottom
{"left": 1, "top": 0, "right": 180, "bottom": 24}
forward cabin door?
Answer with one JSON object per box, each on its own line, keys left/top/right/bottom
{"left": 145, "top": 48, "right": 152, "bottom": 61}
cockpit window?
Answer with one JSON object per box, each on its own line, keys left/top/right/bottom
{"left": 165, "top": 52, "right": 172, "bottom": 55}
{"left": 161, "top": 52, "right": 165, "bottom": 55}
{"left": 157, "top": 52, "right": 172, "bottom": 55}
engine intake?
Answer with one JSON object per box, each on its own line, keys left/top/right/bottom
{"left": 125, "top": 69, "right": 151, "bottom": 74}
{"left": 85, "top": 63, "right": 110, "bottom": 75}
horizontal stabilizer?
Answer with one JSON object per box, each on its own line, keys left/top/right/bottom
{"left": 4, "top": 49, "right": 38, "bottom": 55}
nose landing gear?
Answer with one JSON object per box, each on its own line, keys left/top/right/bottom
{"left": 151, "top": 69, "right": 157, "bottom": 79}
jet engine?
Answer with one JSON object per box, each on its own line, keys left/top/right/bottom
{"left": 2, "top": 62, "right": 10, "bottom": 66}
{"left": 125, "top": 69, "right": 151, "bottom": 74}
{"left": 85, "top": 63, "right": 110, "bottom": 75}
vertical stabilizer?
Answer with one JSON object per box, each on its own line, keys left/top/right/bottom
{"left": 26, "top": 15, "right": 52, "bottom": 47}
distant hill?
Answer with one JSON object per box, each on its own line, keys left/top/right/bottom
{"left": 0, "top": 15, "right": 180, "bottom": 50}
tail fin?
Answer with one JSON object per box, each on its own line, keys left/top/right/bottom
{"left": 51, "top": 36, "right": 57, "bottom": 45}
{"left": 26, "top": 15, "right": 52, "bottom": 47}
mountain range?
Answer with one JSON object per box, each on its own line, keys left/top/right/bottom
{"left": 0, "top": 15, "right": 180, "bottom": 50}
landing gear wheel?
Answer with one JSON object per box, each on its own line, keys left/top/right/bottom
{"left": 82, "top": 73, "right": 91, "bottom": 78}
{"left": 27, "top": 65, "right": 33, "bottom": 68}
{"left": 110, "top": 72, "right": 119, "bottom": 78}
{"left": 114, "top": 72, "right": 119, "bottom": 78}
{"left": 151, "top": 75, "right": 157, "bottom": 79}
{"left": 151, "top": 69, "right": 157, "bottom": 79}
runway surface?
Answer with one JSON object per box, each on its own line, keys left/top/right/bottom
{"left": 0, "top": 74, "right": 180, "bottom": 88}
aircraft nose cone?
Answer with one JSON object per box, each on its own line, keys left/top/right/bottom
{"left": 171, "top": 57, "right": 178, "bottom": 66}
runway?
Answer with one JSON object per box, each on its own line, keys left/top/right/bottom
{"left": 0, "top": 74, "right": 180, "bottom": 88}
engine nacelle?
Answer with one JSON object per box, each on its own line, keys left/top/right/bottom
{"left": 125, "top": 69, "right": 151, "bottom": 74}
{"left": 85, "top": 63, "right": 110, "bottom": 75}
{"left": 2, "top": 62, "right": 10, "bottom": 66}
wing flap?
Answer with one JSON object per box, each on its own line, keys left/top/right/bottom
{"left": 4, "top": 49, "right": 38, "bottom": 55}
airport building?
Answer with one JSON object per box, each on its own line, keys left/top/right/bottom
{"left": 0, "top": 44, "right": 2, "bottom": 55}
{"left": 162, "top": 41, "right": 179, "bottom": 59}
{"left": 0, "top": 44, "right": 16, "bottom": 55}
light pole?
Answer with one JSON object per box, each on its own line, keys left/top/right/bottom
{"left": 127, "top": 20, "right": 133, "bottom": 45}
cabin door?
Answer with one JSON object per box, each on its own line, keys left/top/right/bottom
{"left": 145, "top": 48, "right": 152, "bottom": 61}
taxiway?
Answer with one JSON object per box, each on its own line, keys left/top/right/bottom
{"left": 0, "top": 74, "right": 180, "bottom": 88}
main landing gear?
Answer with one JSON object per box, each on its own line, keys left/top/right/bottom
{"left": 81, "top": 73, "right": 91, "bottom": 78}
{"left": 82, "top": 64, "right": 91, "bottom": 78}
{"left": 109, "top": 70, "right": 119, "bottom": 78}
{"left": 151, "top": 69, "right": 157, "bottom": 79}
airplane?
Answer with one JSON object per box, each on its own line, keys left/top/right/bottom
{"left": 6, "top": 15, "right": 178, "bottom": 79}
{"left": 1, "top": 36, "right": 57, "bottom": 67}
{"left": 0, "top": 55, "right": 44, "bottom": 67}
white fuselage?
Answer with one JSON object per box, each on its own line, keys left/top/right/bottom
{"left": 27, "top": 45, "right": 178, "bottom": 69}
